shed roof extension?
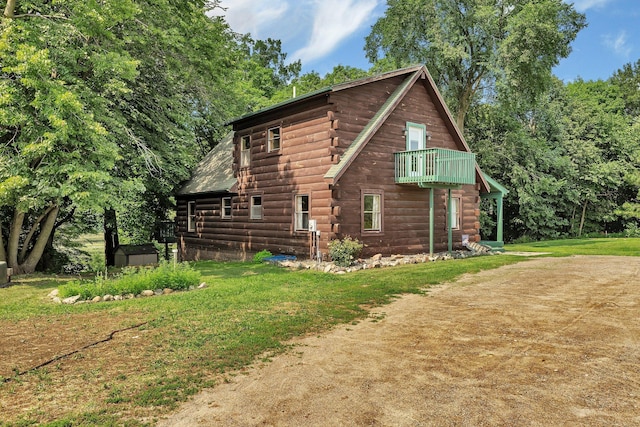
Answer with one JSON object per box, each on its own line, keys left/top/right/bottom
{"left": 177, "top": 131, "right": 236, "bottom": 196}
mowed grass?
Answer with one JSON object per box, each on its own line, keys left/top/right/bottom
{"left": 505, "top": 237, "right": 640, "bottom": 257}
{"left": 0, "top": 238, "right": 637, "bottom": 425}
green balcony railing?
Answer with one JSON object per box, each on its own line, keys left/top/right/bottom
{"left": 395, "top": 148, "right": 476, "bottom": 186}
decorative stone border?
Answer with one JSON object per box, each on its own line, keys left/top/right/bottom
{"left": 273, "top": 249, "right": 497, "bottom": 273}
{"left": 48, "top": 283, "right": 208, "bottom": 305}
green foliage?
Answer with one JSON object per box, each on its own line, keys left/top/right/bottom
{"left": 252, "top": 250, "right": 273, "bottom": 263}
{"left": 623, "top": 223, "right": 640, "bottom": 238}
{"left": 328, "top": 236, "right": 364, "bottom": 267}
{"left": 58, "top": 262, "right": 201, "bottom": 299}
{"left": 270, "top": 65, "right": 370, "bottom": 104}
{"left": 365, "top": 0, "right": 585, "bottom": 131}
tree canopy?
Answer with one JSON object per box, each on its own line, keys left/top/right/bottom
{"left": 364, "top": 0, "right": 586, "bottom": 133}
{"left": 0, "top": 0, "right": 296, "bottom": 273}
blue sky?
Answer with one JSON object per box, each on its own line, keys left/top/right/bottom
{"left": 214, "top": 0, "right": 640, "bottom": 82}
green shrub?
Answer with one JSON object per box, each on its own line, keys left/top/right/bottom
{"left": 328, "top": 236, "right": 363, "bottom": 267}
{"left": 58, "top": 261, "right": 201, "bottom": 299}
{"left": 624, "top": 222, "right": 640, "bottom": 238}
{"left": 253, "top": 250, "right": 273, "bottom": 263}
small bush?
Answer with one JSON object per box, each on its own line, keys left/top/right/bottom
{"left": 58, "top": 261, "right": 201, "bottom": 299}
{"left": 253, "top": 250, "right": 273, "bottom": 263}
{"left": 624, "top": 222, "right": 640, "bottom": 238}
{"left": 328, "top": 236, "right": 363, "bottom": 267}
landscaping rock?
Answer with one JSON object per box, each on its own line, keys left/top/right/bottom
{"left": 62, "top": 295, "right": 81, "bottom": 304}
{"left": 48, "top": 289, "right": 59, "bottom": 298}
{"left": 273, "top": 248, "right": 496, "bottom": 274}
{"left": 141, "top": 290, "right": 154, "bottom": 297}
{"left": 92, "top": 296, "right": 102, "bottom": 303}
{"left": 198, "top": 282, "right": 207, "bottom": 289}
{"left": 114, "top": 295, "right": 123, "bottom": 301}
{"left": 103, "top": 294, "right": 114, "bottom": 301}
{"left": 52, "top": 297, "right": 61, "bottom": 304}
{"left": 163, "top": 288, "right": 173, "bottom": 295}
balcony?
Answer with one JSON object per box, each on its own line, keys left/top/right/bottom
{"left": 395, "top": 148, "right": 476, "bottom": 187}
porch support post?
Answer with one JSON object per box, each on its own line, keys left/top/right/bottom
{"left": 447, "top": 188, "right": 452, "bottom": 253}
{"left": 496, "top": 194, "right": 504, "bottom": 243}
{"left": 429, "top": 188, "right": 434, "bottom": 256}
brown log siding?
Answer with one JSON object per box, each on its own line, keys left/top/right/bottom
{"left": 178, "top": 70, "right": 481, "bottom": 260}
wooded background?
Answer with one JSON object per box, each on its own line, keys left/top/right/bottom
{"left": 1, "top": 0, "right": 638, "bottom": 273}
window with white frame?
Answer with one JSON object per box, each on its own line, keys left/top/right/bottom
{"left": 268, "top": 127, "right": 281, "bottom": 152}
{"left": 221, "top": 197, "right": 232, "bottom": 219}
{"left": 363, "top": 193, "right": 382, "bottom": 232}
{"left": 295, "top": 194, "right": 309, "bottom": 231}
{"left": 250, "top": 195, "right": 262, "bottom": 220}
{"left": 240, "top": 135, "right": 251, "bottom": 168}
{"left": 448, "top": 196, "right": 461, "bottom": 230}
{"left": 187, "top": 201, "right": 196, "bottom": 232}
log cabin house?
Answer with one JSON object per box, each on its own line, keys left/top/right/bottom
{"left": 176, "top": 65, "right": 506, "bottom": 261}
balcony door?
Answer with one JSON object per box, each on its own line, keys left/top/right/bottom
{"left": 406, "top": 122, "right": 427, "bottom": 177}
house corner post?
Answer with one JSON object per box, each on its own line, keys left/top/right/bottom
{"left": 496, "top": 194, "right": 504, "bottom": 244}
{"left": 429, "top": 188, "right": 434, "bottom": 256}
{"left": 447, "top": 188, "right": 452, "bottom": 253}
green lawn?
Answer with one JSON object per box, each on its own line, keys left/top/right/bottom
{"left": 505, "top": 237, "right": 640, "bottom": 257}
{"left": 1, "top": 238, "right": 637, "bottom": 426}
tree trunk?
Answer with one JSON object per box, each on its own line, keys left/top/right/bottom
{"left": 17, "top": 206, "right": 59, "bottom": 274}
{"left": 19, "top": 205, "right": 55, "bottom": 264}
{"left": 8, "top": 210, "right": 25, "bottom": 269}
{"left": 578, "top": 200, "right": 588, "bottom": 237}
{"left": 3, "top": 0, "right": 17, "bottom": 18}
{"left": 104, "top": 208, "right": 119, "bottom": 266}
{"left": 0, "top": 221, "right": 6, "bottom": 262}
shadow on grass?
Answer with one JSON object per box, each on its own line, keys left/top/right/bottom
{"left": 193, "top": 260, "right": 287, "bottom": 280}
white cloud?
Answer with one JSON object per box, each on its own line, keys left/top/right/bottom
{"left": 291, "top": 0, "right": 378, "bottom": 64}
{"left": 570, "top": 0, "right": 614, "bottom": 12}
{"left": 603, "top": 31, "right": 633, "bottom": 57}
{"left": 213, "top": 0, "right": 290, "bottom": 38}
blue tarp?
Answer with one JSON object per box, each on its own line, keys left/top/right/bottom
{"left": 263, "top": 255, "right": 297, "bottom": 263}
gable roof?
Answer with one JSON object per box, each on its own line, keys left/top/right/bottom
{"left": 177, "top": 131, "right": 236, "bottom": 196}
{"left": 321, "top": 65, "right": 490, "bottom": 192}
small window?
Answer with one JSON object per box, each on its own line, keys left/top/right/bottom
{"left": 187, "top": 201, "right": 196, "bottom": 232}
{"left": 221, "top": 197, "right": 232, "bottom": 219}
{"left": 250, "top": 195, "right": 262, "bottom": 220}
{"left": 363, "top": 194, "right": 381, "bottom": 232}
{"left": 240, "top": 135, "right": 251, "bottom": 168}
{"left": 295, "top": 194, "right": 310, "bottom": 231}
{"left": 268, "top": 127, "right": 281, "bottom": 152}
{"left": 448, "top": 196, "right": 461, "bottom": 230}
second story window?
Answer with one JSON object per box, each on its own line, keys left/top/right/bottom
{"left": 268, "top": 127, "right": 281, "bottom": 152}
{"left": 240, "top": 135, "right": 251, "bottom": 168}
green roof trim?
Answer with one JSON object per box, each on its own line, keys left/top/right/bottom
{"left": 324, "top": 70, "right": 423, "bottom": 182}
{"left": 482, "top": 172, "right": 509, "bottom": 195}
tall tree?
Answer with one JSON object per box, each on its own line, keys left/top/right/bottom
{"left": 0, "top": 0, "right": 245, "bottom": 272}
{"left": 1, "top": 0, "right": 141, "bottom": 273}
{"left": 364, "top": 0, "right": 585, "bottom": 133}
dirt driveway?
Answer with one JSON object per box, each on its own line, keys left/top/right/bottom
{"left": 159, "top": 256, "right": 640, "bottom": 426}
